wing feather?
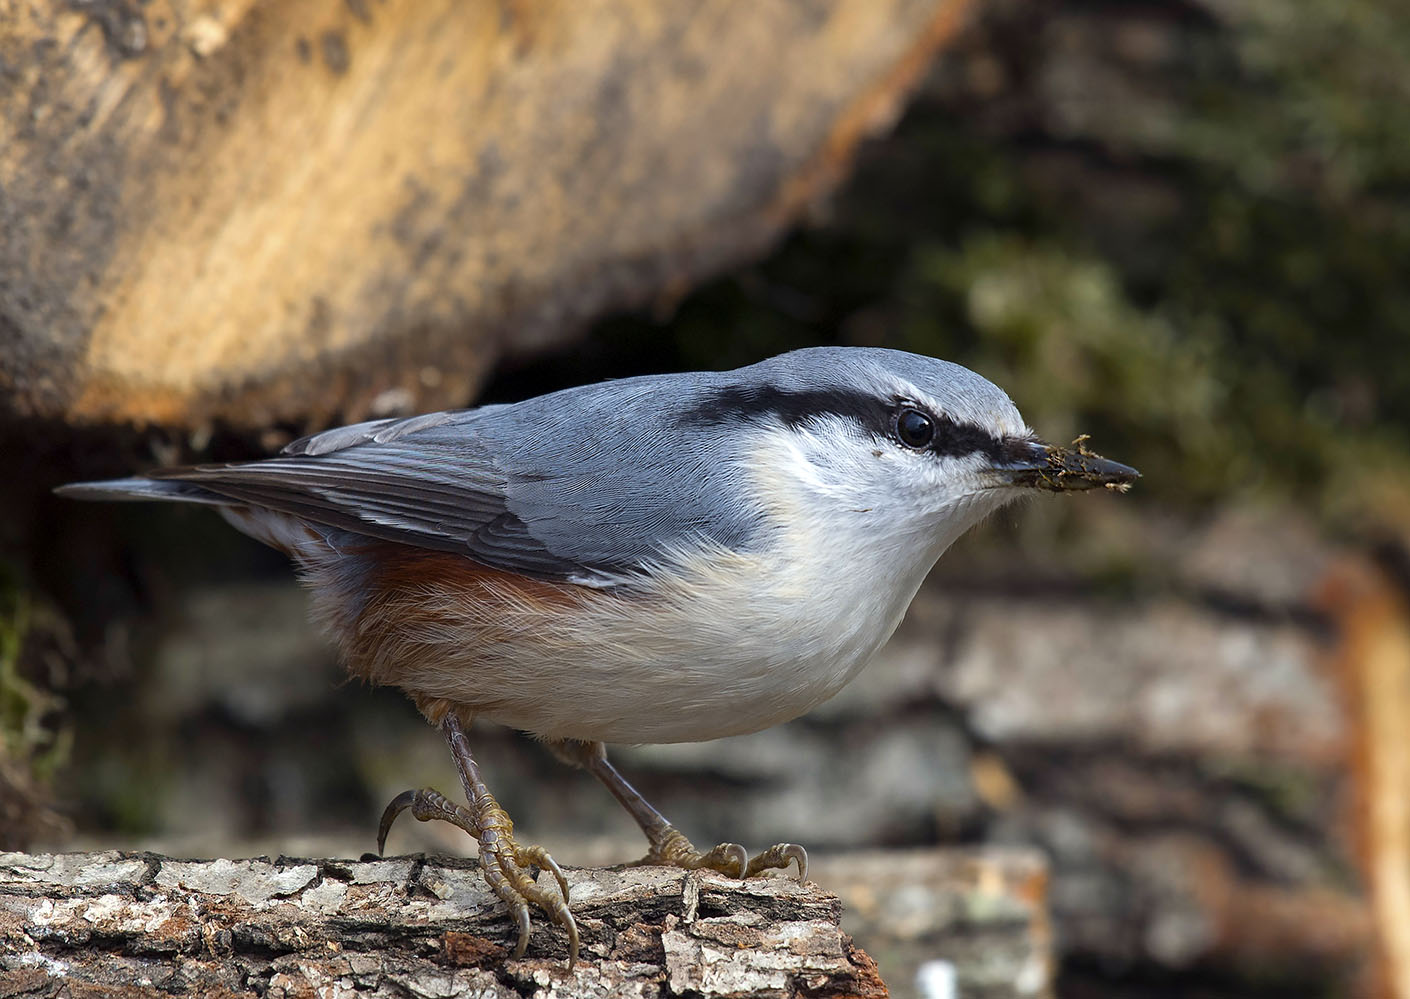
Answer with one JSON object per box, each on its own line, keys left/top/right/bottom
{"left": 148, "top": 412, "right": 555, "bottom": 565}
{"left": 144, "top": 371, "right": 761, "bottom": 585}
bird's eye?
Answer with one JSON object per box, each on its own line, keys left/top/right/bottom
{"left": 895, "top": 408, "right": 934, "bottom": 449}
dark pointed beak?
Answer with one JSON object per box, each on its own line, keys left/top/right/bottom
{"left": 994, "top": 435, "right": 1141, "bottom": 493}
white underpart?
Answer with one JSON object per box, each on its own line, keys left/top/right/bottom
{"left": 218, "top": 505, "right": 329, "bottom": 560}
{"left": 342, "top": 416, "right": 1021, "bottom": 745}
{"left": 218, "top": 506, "right": 299, "bottom": 553}
{"left": 219, "top": 374, "right": 1030, "bottom": 745}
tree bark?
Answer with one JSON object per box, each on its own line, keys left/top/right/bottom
{"left": 0, "top": 0, "right": 971, "bottom": 432}
{"left": 0, "top": 851, "right": 896, "bottom": 998}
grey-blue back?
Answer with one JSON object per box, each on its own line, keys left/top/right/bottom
{"left": 117, "top": 348, "right": 998, "bottom": 584}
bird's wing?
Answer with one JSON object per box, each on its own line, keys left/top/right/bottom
{"left": 149, "top": 375, "right": 757, "bottom": 584}
{"left": 148, "top": 409, "right": 591, "bottom": 580}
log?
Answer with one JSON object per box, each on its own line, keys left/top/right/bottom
{"left": 0, "top": 852, "right": 890, "bottom": 998}
{"left": 0, "top": 0, "right": 972, "bottom": 431}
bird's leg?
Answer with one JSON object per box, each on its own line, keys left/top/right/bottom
{"left": 547, "top": 739, "right": 807, "bottom": 881}
{"left": 377, "top": 715, "right": 578, "bottom": 967}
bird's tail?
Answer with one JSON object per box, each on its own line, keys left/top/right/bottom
{"left": 55, "top": 476, "right": 333, "bottom": 558}
{"left": 54, "top": 477, "right": 231, "bottom": 506}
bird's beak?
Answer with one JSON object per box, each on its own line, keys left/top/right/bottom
{"left": 993, "top": 435, "right": 1141, "bottom": 493}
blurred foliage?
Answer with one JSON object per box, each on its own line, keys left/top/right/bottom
{"left": 577, "top": 0, "right": 1410, "bottom": 533}
{"left": 0, "top": 564, "right": 70, "bottom": 846}
{"left": 0, "top": 573, "right": 59, "bottom": 777}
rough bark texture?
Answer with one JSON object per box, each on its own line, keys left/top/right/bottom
{"left": 0, "top": 852, "right": 894, "bottom": 998}
{"left": 0, "top": 0, "right": 970, "bottom": 431}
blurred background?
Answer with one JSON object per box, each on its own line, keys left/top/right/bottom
{"left": 3, "top": 0, "right": 1409, "bottom": 996}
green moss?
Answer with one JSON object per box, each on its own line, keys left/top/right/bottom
{"left": 1205, "top": 756, "right": 1326, "bottom": 827}
{"left": 0, "top": 566, "right": 68, "bottom": 782}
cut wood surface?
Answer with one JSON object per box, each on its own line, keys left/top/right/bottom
{"left": 0, "top": 851, "right": 892, "bottom": 998}
{"left": 0, "top": 0, "right": 971, "bottom": 430}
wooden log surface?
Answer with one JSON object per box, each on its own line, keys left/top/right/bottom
{"left": 0, "top": 0, "right": 971, "bottom": 431}
{"left": 0, "top": 848, "right": 1053, "bottom": 998}
{"left": 0, "top": 852, "right": 885, "bottom": 998}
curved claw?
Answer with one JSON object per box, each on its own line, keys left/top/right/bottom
{"left": 729, "top": 843, "right": 750, "bottom": 879}
{"left": 745, "top": 843, "right": 808, "bottom": 882}
{"left": 372, "top": 786, "right": 577, "bottom": 969}
{"left": 640, "top": 827, "right": 808, "bottom": 885}
{"left": 698, "top": 842, "right": 748, "bottom": 879}
{"left": 788, "top": 844, "right": 808, "bottom": 882}
{"left": 525, "top": 893, "right": 577, "bottom": 969}
{"left": 517, "top": 890, "right": 577, "bottom": 968}
{"left": 516, "top": 844, "right": 580, "bottom": 968}
{"left": 377, "top": 789, "right": 419, "bottom": 855}
{"left": 488, "top": 848, "right": 578, "bottom": 966}
{"left": 520, "top": 845, "right": 573, "bottom": 920}
{"left": 508, "top": 899, "right": 532, "bottom": 960}
{"left": 561, "top": 907, "right": 582, "bottom": 969}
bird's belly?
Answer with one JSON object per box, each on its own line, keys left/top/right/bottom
{"left": 476, "top": 635, "right": 881, "bottom": 745}
{"left": 308, "top": 541, "right": 916, "bottom": 745}
{"left": 390, "top": 589, "right": 897, "bottom": 745}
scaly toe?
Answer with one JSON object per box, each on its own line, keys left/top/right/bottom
{"left": 517, "top": 844, "right": 574, "bottom": 917}
{"left": 477, "top": 817, "right": 575, "bottom": 966}
{"left": 482, "top": 834, "right": 543, "bottom": 960}
{"left": 514, "top": 844, "right": 579, "bottom": 967}
{"left": 745, "top": 843, "right": 809, "bottom": 881}
{"left": 377, "top": 787, "right": 476, "bottom": 854}
{"left": 695, "top": 841, "right": 749, "bottom": 879}
{"left": 377, "top": 787, "right": 576, "bottom": 967}
{"left": 640, "top": 825, "right": 748, "bottom": 877}
{"left": 641, "top": 825, "right": 806, "bottom": 882}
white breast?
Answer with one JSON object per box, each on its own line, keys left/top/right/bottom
{"left": 370, "top": 422, "right": 1007, "bottom": 745}
{"left": 392, "top": 538, "right": 927, "bottom": 746}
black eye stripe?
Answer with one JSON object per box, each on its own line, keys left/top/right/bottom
{"left": 885, "top": 399, "right": 1008, "bottom": 460}
{"left": 926, "top": 414, "right": 1008, "bottom": 460}
{"left": 682, "top": 385, "right": 889, "bottom": 432}
{"left": 681, "top": 384, "right": 1007, "bottom": 461}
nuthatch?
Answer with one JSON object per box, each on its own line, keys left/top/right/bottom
{"left": 59, "top": 346, "right": 1138, "bottom": 966}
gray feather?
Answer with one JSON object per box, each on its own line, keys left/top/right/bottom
{"left": 54, "top": 478, "right": 231, "bottom": 505}
{"left": 57, "top": 348, "right": 1022, "bottom": 584}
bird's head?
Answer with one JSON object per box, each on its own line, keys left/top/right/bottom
{"left": 691, "top": 347, "right": 1139, "bottom": 564}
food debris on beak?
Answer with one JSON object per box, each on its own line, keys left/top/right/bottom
{"left": 998, "top": 434, "right": 1141, "bottom": 493}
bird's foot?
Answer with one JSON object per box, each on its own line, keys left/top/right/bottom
{"left": 379, "top": 787, "right": 579, "bottom": 966}
{"left": 637, "top": 823, "right": 808, "bottom": 881}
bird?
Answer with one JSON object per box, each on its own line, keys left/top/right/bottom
{"left": 57, "top": 346, "right": 1138, "bottom": 966}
